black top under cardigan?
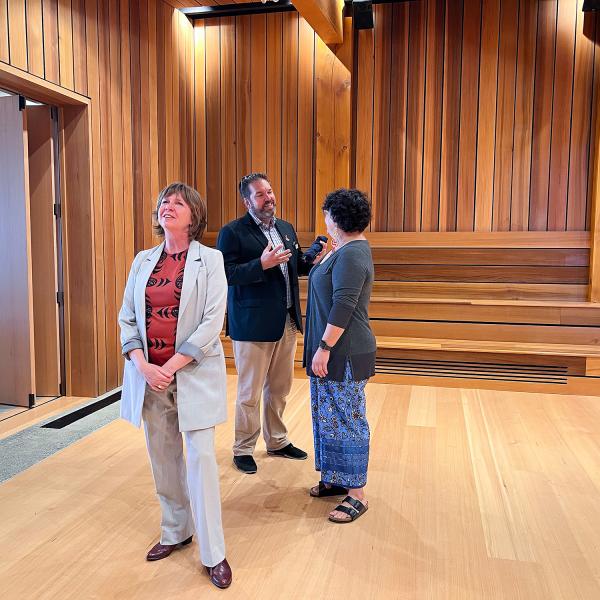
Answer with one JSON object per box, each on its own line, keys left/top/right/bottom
{"left": 303, "top": 240, "right": 376, "bottom": 381}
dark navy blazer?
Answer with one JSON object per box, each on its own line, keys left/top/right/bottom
{"left": 216, "top": 213, "right": 311, "bottom": 342}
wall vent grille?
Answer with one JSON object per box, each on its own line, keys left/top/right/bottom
{"left": 376, "top": 357, "right": 568, "bottom": 384}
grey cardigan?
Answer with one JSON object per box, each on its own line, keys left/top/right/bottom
{"left": 303, "top": 240, "right": 376, "bottom": 381}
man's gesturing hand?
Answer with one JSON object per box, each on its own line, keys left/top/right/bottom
{"left": 261, "top": 242, "right": 292, "bottom": 270}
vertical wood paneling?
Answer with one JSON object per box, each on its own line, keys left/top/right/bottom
{"left": 194, "top": 21, "right": 207, "bottom": 202}
{"left": 282, "top": 12, "right": 298, "bottom": 224}
{"left": 404, "top": 0, "right": 427, "bottom": 232}
{"left": 250, "top": 14, "right": 267, "bottom": 173}
{"left": 492, "top": 0, "right": 518, "bottom": 231}
{"left": 97, "top": 0, "right": 117, "bottom": 388}
{"left": 456, "top": 0, "right": 482, "bottom": 231}
{"left": 72, "top": 0, "right": 88, "bottom": 95}
{"left": 548, "top": 0, "right": 577, "bottom": 230}
{"left": 2, "top": 0, "right": 197, "bottom": 395}
{"left": 195, "top": 13, "right": 318, "bottom": 233}
{"left": 169, "top": 8, "right": 179, "bottom": 182}
{"left": 156, "top": 1, "right": 166, "bottom": 184}
{"left": 474, "top": 0, "right": 500, "bottom": 232}
{"left": 354, "top": 27, "right": 374, "bottom": 205}
{"left": 372, "top": 3, "right": 392, "bottom": 231}
{"left": 266, "top": 13, "right": 283, "bottom": 203}
{"left": 422, "top": 0, "right": 445, "bottom": 232}
{"left": 354, "top": 0, "right": 593, "bottom": 234}
{"left": 42, "top": 0, "right": 60, "bottom": 84}
{"left": 26, "top": 0, "right": 45, "bottom": 77}
{"left": 85, "top": 0, "right": 106, "bottom": 394}
{"left": 58, "top": 0, "right": 75, "bottom": 89}
{"left": 587, "top": 12, "right": 600, "bottom": 232}
{"left": 568, "top": 3, "right": 595, "bottom": 230}
{"left": 333, "top": 41, "right": 351, "bottom": 191}
{"left": 439, "top": 0, "right": 463, "bottom": 232}
{"left": 130, "top": 0, "right": 143, "bottom": 248}
{"left": 120, "top": 0, "right": 134, "bottom": 320}
{"left": 511, "top": 0, "right": 537, "bottom": 230}
{"left": 8, "top": 0, "right": 28, "bottom": 70}
{"left": 0, "top": 1, "right": 9, "bottom": 62}
{"left": 386, "top": 1, "right": 409, "bottom": 232}
{"left": 529, "top": 0, "right": 557, "bottom": 230}
{"left": 315, "top": 35, "right": 335, "bottom": 233}
{"left": 297, "top": 17, "right": 314, "bottom": 231}
{"left": 220, "top": 16, "right": 236, "bottom": 224}
{"left": 205, "top": 19, "right": 222, "bottom": 230}
{"left": 108, "top": 0, "right": 125, "bottom": 381}
{"left": 315, "top": 36, "right": 350, "bottom": 236}
{"left": 147, "top": 0, "right": 159, "bottom": 212}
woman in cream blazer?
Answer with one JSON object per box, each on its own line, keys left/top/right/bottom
{"left": 119, "top": 182, "right": 232, "bottom": 589}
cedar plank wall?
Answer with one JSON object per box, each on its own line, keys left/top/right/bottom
{"left": 354, "top": 0, "right": 600, "bottom": 233}
{"left": 0, "top": 0, "right": 195, "bottom": 394}
{"left": 193, "top": 13, "right": 351, "bottom": 235}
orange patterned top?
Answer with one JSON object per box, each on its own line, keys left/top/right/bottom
{"left": 145, "top": 250, "right": 187, "bottom": 366}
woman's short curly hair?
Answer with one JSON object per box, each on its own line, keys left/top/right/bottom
{"left": 322, "top": 188, "right": 371, "bottom": 233}
{"left": 152, "top": 182, "right": 207, "bottom": 242}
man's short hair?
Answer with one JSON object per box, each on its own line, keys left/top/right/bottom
{"left": 239, "top": 173, "right": 271, "bottom": 200}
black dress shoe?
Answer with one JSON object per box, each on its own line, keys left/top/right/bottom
{"left": 233, "top": 455, "right": 257, "bottom": 474}
{"left": 205, "top": 558, "right": 232, "bottom": 589}
{"left": 267, "top": 443, "right": 308, "bottom": 460}
{"left": 146, "top": 535, "right": 193, "bottom": 561}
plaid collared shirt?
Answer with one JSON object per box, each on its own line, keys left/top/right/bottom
{"left": 249, "top": 211, "right": 292, "bottom": 309}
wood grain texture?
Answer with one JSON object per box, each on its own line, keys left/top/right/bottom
{"left": 5, "top": 379, "right": 600, "bottom": 597}
{"left": 26, "top": 0, "right": 45, "bottom": 77}
{"left": 529, "top": 0, "right": 557, "bottom": 231}
{"left": 0, "top": 97, "right": 35, "bottom": 406}
{"left": 422, "top": 0, "right": 445, "bottom": 232}
{"left": 0, "top": 0, "right": 8, "bottom": 62}
{"left": 456, "top": 0, "right": 481, "bottom": 231}
{"left": 8, "top": 0, "right": 27, "bottom": 70}
{"left": 195, "top": 13, "right": 318, "bottom": 233}
{"left": 404, "top": 0, "right": 426, "bottom": 232}
{"left": 474, "top": 0, "right": 500, "bottom": 232}
{"left": 439, "top": 0, "right": 463, "bottom": 232}
{"left": 492, "top": 0, "right": 518, "bottom": 231}
{"left": 353, "top": 0, "right": 594, "bottom": 234}
{"left": 568, "top": 4, "right": 595, "bottom": 231}
{"left": 386, "top": 2, "right": 409, "bottom": 232}
{"left": 26, "top": 106, "right": 61, "bottom": 397}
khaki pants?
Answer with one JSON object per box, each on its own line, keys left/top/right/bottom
{"left": 143, "top": 381, "right": 226, "bottom": 568}
{"left": 232, "top": 314, "right": 297, "bottom": 456}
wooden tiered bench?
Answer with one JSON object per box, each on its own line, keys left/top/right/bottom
{"left": 217, "top": 231, "right": 600, "bottom": 395}
{"left": 357, "top": 232, "right": 600, "bottom": 394}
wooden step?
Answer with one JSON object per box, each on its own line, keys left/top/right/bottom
{"left": 375, "top": 336, "right": 600, "bottom": 358}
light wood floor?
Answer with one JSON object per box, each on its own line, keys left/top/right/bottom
{"left": 2, "top": 376, "right": 600, "bottom": 599}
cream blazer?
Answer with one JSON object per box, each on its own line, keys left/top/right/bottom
{"left": 118, "top": 240, "right": 228, "bottom": 431}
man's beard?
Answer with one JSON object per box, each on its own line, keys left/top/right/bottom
{"left": 251, "top": 204, "right": 276, "bottom": 223}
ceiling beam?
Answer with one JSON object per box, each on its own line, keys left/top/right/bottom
{"left": 293, "top": 0, "right": 344, "bottom": 44}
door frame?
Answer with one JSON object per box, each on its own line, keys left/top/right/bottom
{"left": 0, "top": 62, "right": 98, "bottom": 397}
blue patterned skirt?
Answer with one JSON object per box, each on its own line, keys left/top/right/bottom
{"left": 310, "top": 361, "right": 370, "bottom": 489}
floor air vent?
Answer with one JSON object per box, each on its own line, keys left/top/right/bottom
{"left": 376, "top": 357, "right": 568, "bottom": 384}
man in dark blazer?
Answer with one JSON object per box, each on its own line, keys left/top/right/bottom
{"left": 217, "top": 173, "right": 324, "bottom": 474}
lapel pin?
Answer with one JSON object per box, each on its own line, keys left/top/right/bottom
{"left": 285, "top": 235, "right": 290, "bottom": 241}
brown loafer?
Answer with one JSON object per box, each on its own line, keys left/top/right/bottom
{"left": 146, "top": 535, "right": 193, "bottom": 561}
{"left": 205, "top": 558, "right": 232, "bottom": 589}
